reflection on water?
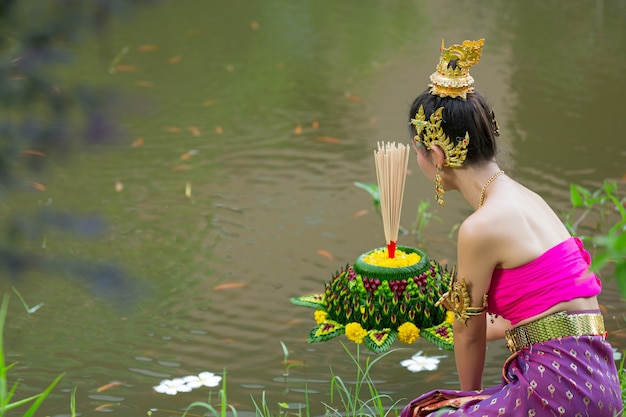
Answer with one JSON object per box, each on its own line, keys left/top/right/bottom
{"left": 2, "top": 0, "right": 625, "bottom": 415}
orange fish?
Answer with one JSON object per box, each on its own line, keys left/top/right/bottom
{"left": 214, "top": 282, "right": 249, "bottom": 291}
{"left": 203, "top": 99, "right": 217, "bottom": 107}
{"left": 135, "top": 80, "right": 153, "bottom": 88}
{"left": 250, "top": 21, "right": 260, "bottom": 30}
{"left": 94, "top": 403, "right": 115, "bottom": 411}
{"left": 165, "top": 126, "right": 181, "bottom": 133}
{"left": 115, "top": 181, "right": 124, "bottom": 192}
{"left": 172, "top": 165, "right": 191, "bottom": 172}
{"left": 31, "top": 182, "right": 45, "bottom": 191}
{"left": 294, "top": 125, "right": 302, "bottom": 135}
{"left": 312, "top": 120, "right": 319, "bottom": 129}
{"left": 315, "top": 136, "right": 340, "bottom": 144}
{"left": 317, "top": 249, "right": 333, "bottom": 260}
{"left": 215, "top": 126, "right": 224, "bottom": 135}
{"left": 97, "top": 381, "right": 122, "bottom": 392}
{"left": 168, "top": 55, "right": 182, "bottom": 64}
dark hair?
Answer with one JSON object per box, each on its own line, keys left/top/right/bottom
{"left": 408, "top": 88, "right": 499, "bottom": 166}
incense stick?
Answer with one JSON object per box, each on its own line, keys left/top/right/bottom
{"left": 373, "top": 141, "right": 410, "bottom": 258}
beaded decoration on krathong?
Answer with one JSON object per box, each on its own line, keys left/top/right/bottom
{"left": 290, "top": 142, "right": 455, "bottom": 353}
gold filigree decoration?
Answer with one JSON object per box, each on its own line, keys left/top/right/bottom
{"left": 435, "top": 268, "right": 488, "bottom": 325}
{"left": 411, "top": 105, "right": 469, "bottom": 168}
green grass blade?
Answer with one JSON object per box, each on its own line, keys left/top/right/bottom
{"left": 21, "top": 372, "right": 64, "bottom": 417}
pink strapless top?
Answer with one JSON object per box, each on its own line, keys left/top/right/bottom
{"left": 487, "top": 237, "right": 601, "bottom": 325}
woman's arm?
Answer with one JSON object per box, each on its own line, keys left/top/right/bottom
{"left": 453, "top": 217, "right": 500, "bottom": 391}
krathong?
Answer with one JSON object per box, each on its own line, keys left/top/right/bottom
{"left": 290, "top": 142, "right": 455, "bottom": 353}
{"left": 290, "top": 245, "right": 455, "bottom": 353}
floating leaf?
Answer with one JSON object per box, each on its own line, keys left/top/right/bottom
{"left": 203, "top": 99, "right": 217, "bottom": 107}
{"left": 353, "top": 209, "right": 368, "bottom": 219}
{"left": 131, "top": 137, "right": 144, "bottom": 147}
{"left": 137, "top": 44, "right": 159, "bottom": 52}
{"left": 115, "top": 181, "right": 123, "bottom": 192}
{"left": 214, "top": 282, "right": 248, "bottom": 291}
{"left": 317, "top": 249, "right": 333, "bottom": 260}
{"left": 185, "top": 182, "right": 192, "bottom": 198}
{"left": 115, "top": 64, "right": 137, "bottom": 72}
{"left": 315, "top": 136, "right": 340, "bottom": 144}
{"left": 344, "top": 91, "right": 361, "bottom": 102}
{"left": 31, "top": 182, "right": 46, "bottom": 191}
{"left": 22, "top": 150, "right": 45, "bottom": 156}
{"left": 172, "top": 165, "right": 191, "bottom": 172}
{"left": 187, "top": 126, "right": 201, "bottom": 137}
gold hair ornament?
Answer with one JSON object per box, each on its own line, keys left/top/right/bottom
{"left": 435, "top": 267, "right": 488, "bottom": 325}
{"left": 429, "top": 39, "right": 485, "bottom": 99}
{"left": 411, "top": 105, "right": 469, "bottom": 168}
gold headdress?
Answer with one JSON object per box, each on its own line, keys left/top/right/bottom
{"left": 429, "top": 39, "right": 485, "bottom": 99}
{"left": 411, "top": 105, "right": 469, "bottom": 168}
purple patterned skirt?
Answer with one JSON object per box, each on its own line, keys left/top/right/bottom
{"left": 400, "top": 335, "right": 623, "bottom": 417}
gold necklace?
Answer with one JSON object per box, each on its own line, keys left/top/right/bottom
{"left": 478, "top": 170, "right": 504, "bottom": 208}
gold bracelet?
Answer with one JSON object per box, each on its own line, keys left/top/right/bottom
{"left": 436, "top": 273, "right": 488, "bottom": 325}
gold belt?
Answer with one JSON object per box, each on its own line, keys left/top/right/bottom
{"left": 504, "top": 311, "right": 606, "bottom": 353}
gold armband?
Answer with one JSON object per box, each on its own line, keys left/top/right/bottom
{"left": 435, "top": 271, "right": 488, "bottom": 325}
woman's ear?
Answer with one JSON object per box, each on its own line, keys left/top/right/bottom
{"left": 430, "top": 145, "right": 446, "bottom": 168}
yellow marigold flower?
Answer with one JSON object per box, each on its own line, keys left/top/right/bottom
{"left": 445, "top": 311, "right": 455, "bottom": 325}
{"left": 397, "top": 322, "right": 420, "bottom": 344}
{"left": 345, "top": 322, "right": 367, "bottom": 344}
{"left": 314, "top": 310, "right": 327, "bottom": 324}
{"left": 362, "top": 248, "right": 420, "bottom": 268}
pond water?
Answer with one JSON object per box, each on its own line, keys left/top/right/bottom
{"left": 2, "top": 1, "right": 625, "bottom": 416}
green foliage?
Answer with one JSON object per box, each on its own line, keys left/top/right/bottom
{"left": 325, "top": 343, "right": 401, "bottom": 417}
{"left": 562, "top": 180, "right": 626, "bottom": 296}
{"left": 0, "top": 296, "right": 64, "bottom": 416}
{"left": 181, "top": 370, "right": 237, "bottom": 417}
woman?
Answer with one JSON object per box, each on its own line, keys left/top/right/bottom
{"left": 401, "top": 39, "right": 623, "bottom": 417}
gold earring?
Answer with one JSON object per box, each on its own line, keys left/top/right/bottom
{"left": 435, "top": 167, "right": 444, "bottom": 206}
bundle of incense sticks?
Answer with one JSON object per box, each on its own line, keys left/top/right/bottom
{"left": 373, "top": 142, "right": 410, "bottom": 258}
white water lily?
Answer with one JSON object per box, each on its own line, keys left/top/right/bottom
{"left": 400, "top": 350, "right": 447, "bottom": 373}
{"left": 152, "top": 371, "right": 222, "bottom": 395}
{"left": 153, "top": 378, "right": 191, "bottom": 395}
{"left": 197, "top": 371, "right": 222, "bottom": 387}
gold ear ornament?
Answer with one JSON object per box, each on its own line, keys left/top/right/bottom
{"left": 411, "top": 105, "right": 469, "bottom": 168}
{"left": 435, "top": 267, "right": 488, "bottom": 325}
{"left": 429, "top": 39, "right": 485, "bottom": 99}
{"left": 434, "top": 166, "right": 444, "bottom": 206}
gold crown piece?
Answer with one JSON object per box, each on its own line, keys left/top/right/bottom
{"left": 429, "top": 39, "right": 485, "bottom": 99}
{"left": 411, "top": 105, "right": 469, "bottom": 168}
